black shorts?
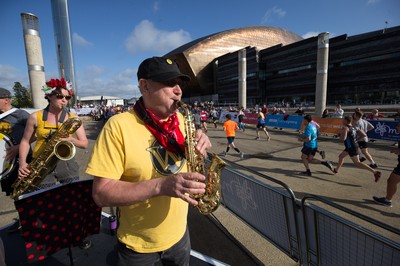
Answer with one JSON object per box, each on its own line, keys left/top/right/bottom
{"left": 393, "top": 166, "right": 400, "bottom": 176}
{"left": 345, "top": 148, "right": 359, "bottom": 157}
{"left": 227, "top": 137, "right": 235, "bottom": 144}
{"left": 357, "top": 141, "right": 368, "bottom": 149}
{"left": 301, "top": 146, "right": 318, "bottom": 156}
{"left": 256, "top": 123, "right": 266, "bottom": 129}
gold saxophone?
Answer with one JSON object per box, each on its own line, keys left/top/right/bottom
{"left": 11, "top": 117, "right": 82, "bottom": 200}
{"left": 176, "top": 101, "right": 226, "bottom": 215}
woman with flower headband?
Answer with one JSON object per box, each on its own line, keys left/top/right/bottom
{"left": 18, "top": 78, "right": 88, "bottom": 188}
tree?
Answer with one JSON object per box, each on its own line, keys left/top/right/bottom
{"left": 11, "top": 82, "right": 33, "bottom": 108}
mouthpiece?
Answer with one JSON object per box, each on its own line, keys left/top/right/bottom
{"left": 175, "top": 100, "right": 186, "bottom": 109}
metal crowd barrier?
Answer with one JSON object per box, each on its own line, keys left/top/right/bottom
{"left": 219, "top": 160, "right": 302, "bottom": 262}
{"left": 217, "top": 158, "right": 400, "bottom": 265}
{"left": 301, "top": 195, "right": 400, "bottom": 266}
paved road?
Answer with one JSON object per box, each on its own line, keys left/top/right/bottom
{"left": 0, "top": 117, "right": 398, "bottom": 265}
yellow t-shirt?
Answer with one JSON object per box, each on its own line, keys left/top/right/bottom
{"left": 33, "top": 110, "right": 74, "bottom": 158}
{"left": 86, "top": 111, "right": 188, "bottom": 253}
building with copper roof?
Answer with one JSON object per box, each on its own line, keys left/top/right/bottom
{"left": 164, "top": 26, "right": 302, "bottom": 100}
{"left": 163, "top": 25, "right": 400, "bottom": 107}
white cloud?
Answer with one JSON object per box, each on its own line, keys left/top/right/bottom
{"left": 0, "top": 64, "right": 29, "bottom": 91}
{"left": 261, "top": 6, "right": 286, "bottom": 24}
{"left": 302, "top": 32, "right": 320, "bottom": 39}
{"left": 124, "top": 20, "right": 192, "bottom": 55}
{"left": 73, "top": 32, "right": 93, "bottom": 47}
{"left": 76, "top": 66, "right": 140, "bottom": 99}
{"left": 80, "top": 65, "right": 104, "bottom": 79}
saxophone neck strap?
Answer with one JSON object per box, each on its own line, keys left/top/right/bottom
{"left": 133, "top": 97, "right": 185, "bottom": 157}
{"left": 42, "top": 106, "right": 69, "bottom": 124}
{"left": 0, "top": 108, "right": 18, "bottom": 120}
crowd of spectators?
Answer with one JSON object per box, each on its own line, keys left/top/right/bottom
{"left": 87, "top": 105, "right": 127, "bottom": 122}
{"left": 81, "top": 100, "right": 399, "bottom": 127}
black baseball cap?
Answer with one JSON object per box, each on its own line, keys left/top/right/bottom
{"left": 137, "top": 57, "right": 190, "bottom": 82}
{"left": 0, "top": 88, "right": 12, "bottom": 98}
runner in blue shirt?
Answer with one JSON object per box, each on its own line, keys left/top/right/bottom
{"left": 298, "top": 115, "right": 334, "bottom": 176}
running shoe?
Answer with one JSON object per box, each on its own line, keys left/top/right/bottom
{"left": 320, "top": 150, "right": 326, "bottom": 159}
{"left": 372, "top": 196, "right": 392, "bottom": 207}
{"left": 302, "top": 169, "right": 312, "bottom": 176}
{"left": 370, "top": 163, "right": 378, "bottom": 169}
{"left": 322, "top": 161, "right": 335, "bottom": 172}
{"left": 360, "top": 157, "right": 366, "bottom": 162}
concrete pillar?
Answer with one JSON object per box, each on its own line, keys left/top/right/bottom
{"left": 21, "top": 13, "right": 47, "bottom": 109}
{"left": 238, "top": 49, "right": 247, "bottom": 109}
{"left": 315, "top": 32, "right": 329, "bottom": 117}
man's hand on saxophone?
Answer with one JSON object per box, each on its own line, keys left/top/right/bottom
{"left": 195, "top": 129, "right": 212, "bottom": 157}
{"left": 158, "top": 172, "right": 206, "bottom": 206}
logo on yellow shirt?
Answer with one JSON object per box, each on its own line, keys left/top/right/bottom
{"left": 147, "top": 140, "right": 185, "bottom": 175}
{"left": 0, "top": 121, "right": 11, "bottom": 135}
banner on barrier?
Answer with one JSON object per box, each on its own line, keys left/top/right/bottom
{"left": 312, "top": 118, "right": 343, "bottom": 134}
{"left": 242, "top": 113, "right": 259, "bottom": 125}
{"left": 367, "top": 120, "right": 399, "bottom": 141}
{"left": 218, "top": 111, "right": 240, "bottom": 122}
{"left": 308, "top": 118, "right": 399, "bottom": 141}
{"left": 265, "top": 114, "right": 304, "bottom": 130}
{"left": 217, "top": 112, "right": 399, "bottom": 141}
{"left": 219, "top": 112, "right": 303, "bottom": 129}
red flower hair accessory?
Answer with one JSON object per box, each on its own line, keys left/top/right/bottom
{"left": 42, "top": 78, "right": 73, "bottom": 95}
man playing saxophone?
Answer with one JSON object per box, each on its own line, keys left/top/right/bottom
{"left": 86, "top": 57, "right": 211, "bottom": 266}
{"left": 18, "top": 78, "right": 88, "bottom": 188}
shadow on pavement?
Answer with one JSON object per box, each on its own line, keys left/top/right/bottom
{"left": 1, "top": 209, "right": 262, "bottom": 265}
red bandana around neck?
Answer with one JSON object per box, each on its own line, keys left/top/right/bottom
{"left": 134, "top": 98, "right": 185, "bottom": 156}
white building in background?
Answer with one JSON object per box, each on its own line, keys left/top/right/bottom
{"left": 77, "top": 96, "right": 125, "bottom": 107}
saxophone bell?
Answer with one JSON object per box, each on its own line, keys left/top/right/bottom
{"left": 54, "top": 140, "right": 76, "bottom": 161}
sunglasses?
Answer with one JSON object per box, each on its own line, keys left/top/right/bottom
{"left": 161, "top": 79, "right": 187, "bottom": 89}
{"left": 54, "top": 93, "right": 72, "bottom": 100}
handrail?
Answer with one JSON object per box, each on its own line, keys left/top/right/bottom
{"left": 302, "top": 194, "right": 400, "bottom": 236}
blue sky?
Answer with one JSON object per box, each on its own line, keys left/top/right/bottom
{"left": 1, "top": 0, "right": 399, "bottom": 99}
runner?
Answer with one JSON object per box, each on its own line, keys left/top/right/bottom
{"left": 255, "top": 108, "right": 271, "bottom": 141}
{"left": 298, "top": 115, "right": 334, "bottom": 176}
{"left": 333, "top": 116, "right": 381, "bottom": 182}
{"left": 222, "top": 114, "right": 244, "bottom": 159}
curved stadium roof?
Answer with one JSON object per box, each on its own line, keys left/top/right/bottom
{"left": 164, "top": 26, "right": 303, "bottom": 95}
